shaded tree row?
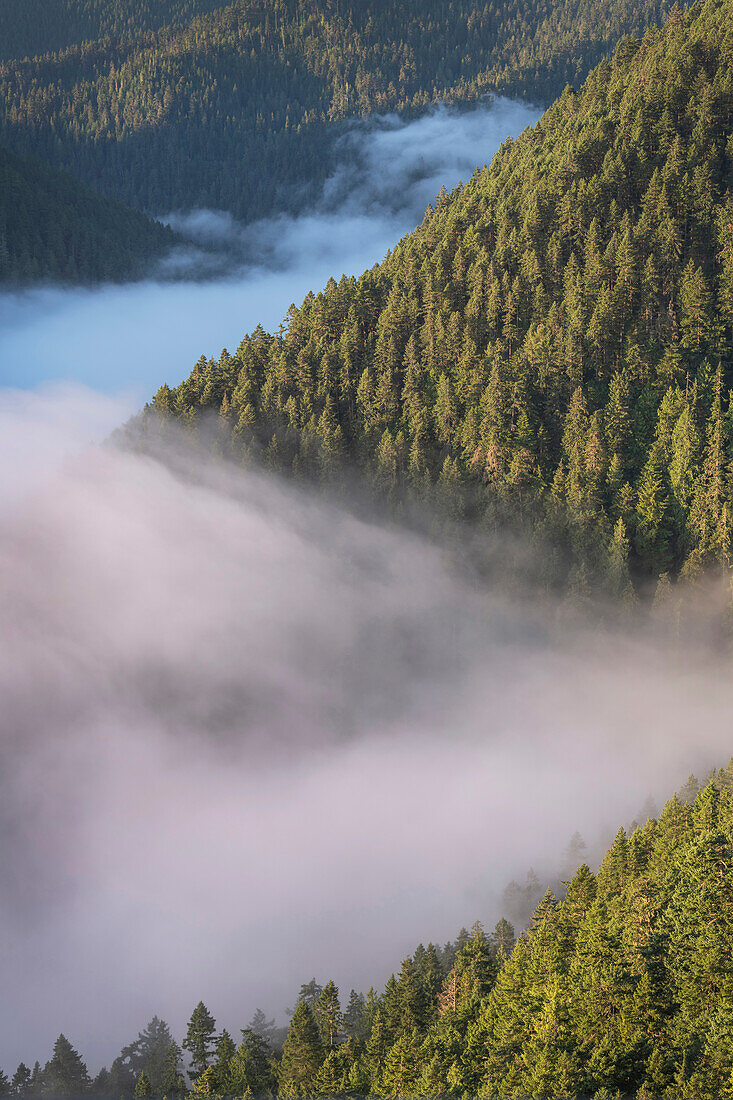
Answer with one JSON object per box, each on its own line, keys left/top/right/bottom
{"left": 0, "top": 142, "right": 172, "bottom": 283}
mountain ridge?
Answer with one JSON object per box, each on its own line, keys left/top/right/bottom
{"left": 145, "top": 0, "right": 733, "bottom": 598}
{"left": 0, "top": 0, "right": 679, "bottom": 222}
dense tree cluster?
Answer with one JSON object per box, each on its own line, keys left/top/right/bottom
{"left": 0, "top": 142, "right": 172, "bottom": 283}
{"left": 0, "top": 0, "right": 676, "bottom": 222}
{"left": 146, "top": 0, "right": 733, "bottom": 597}
{"left": 5, "top": 768, "right": 733, "bottom": 1098}
{"left": 0, "top": 0, "right": 225, "bottom": 61}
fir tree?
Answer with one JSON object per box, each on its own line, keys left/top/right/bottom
{"left": 183, "top": 1003, "right": 217, "bottom": 1081}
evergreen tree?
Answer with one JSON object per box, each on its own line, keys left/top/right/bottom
{"left": 342, "top": 991, "right": 367, "bottom": 1042}
{"left": 248, "top": 1010, "right": 276, "bottom": 1049}
{"left": 43, "top": 1036, "right": 91, "bottom": 1096}
{"left": 210, "top": 1032, "right": 235, "bottom": 1093}
{"left": 183, "top": 1003, "right": 217, "bottom": 1081}
{"left": 225, "top": 1029, "right": 277, "bottom": 1098}
{"left": 120, "top": 1018, "right": 177, "bottom": 1094}
{"left": 314, "top": 980, "right": 342, "bottom": 1051}
{"left": 134, "top": 1072, "right": 151, "bottom": 1099}
{"left": 10, "top": 1066, "right": 31, "bottom": 1098}
{"left": 278, "top": 1001, "right": 324, "bottom": 1099}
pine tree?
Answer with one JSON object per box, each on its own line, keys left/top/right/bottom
{"left": 342, "top": 991, "right": 367, "bottom": 1042}
{"left": 120, "top": 1017, "right": 177, "bottom": 1094}
{"left": 278, "top": 1001, "right": 324, "bottom": 1098}
{"left": 134, "top": 1072, "right": 151, "bottom": 1099}
{"left": 10, "top": 1066, "right": 31, "bottom": 1098}
{"left": 211, "top": 1032, "right": 235, "bottom": 1093}
{"left": 183, "top": 1003, "right": 217, "bottom": 1081}
{"left": 225, "top": 1030, "right": 276, "bottom": 1098}
{"left": 43, "top": 1036, "right": 91, "bottom": 1096}
{"left": 248, "top": 1009, "right": 276, "bottom": 1049}
{"left": 314, "top": 981, "right": 342, "bottom": 1052}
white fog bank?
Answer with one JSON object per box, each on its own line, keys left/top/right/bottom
{"left": 2, "top": 96, "right": 727, "bottom": 1079}
{"left": 0, "top": 100, "right": 540, "bottom": 397}
{"left": 1, "top": 395, "right": 732, "bottom": 1072}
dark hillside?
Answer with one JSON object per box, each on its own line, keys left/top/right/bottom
{"left": 0, "top": 0, "right": 226, "bottom": 61}
{"left": 0, "top": 143, "right": 173, "bottom": 283}
{"left": 0, "top": 0, "right": 678, "bottom": 221}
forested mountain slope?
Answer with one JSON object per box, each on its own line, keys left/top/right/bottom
{"left": 148, "top": 0, "right": 733, "bottom": 596}
{"left": 0, "top": 143, "right": 173, "bottom": 283}
{"left": 0, "top": 0, "right": 225, "bottom": 61}
{"left": 0, "top": 0, "right": 677, "bottom": 221}
{"left": 6, "top": 767, "right": 733, "bottom": 1099}
{"left": 246, "top": 766, "right": 733, "bottom": 1099}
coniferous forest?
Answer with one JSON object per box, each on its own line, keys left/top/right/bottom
{"left": 0, "top": 0, "right": 678, "bottom": 225}
{"left": 0, "top": 142, "right": 173, "bottom": 282}
{"left": 5, "top": 0, "right": 733, "bottom": 1094}
{"left": 4, "top": 768, "right": 733, "bottom": 1100}
{"left": 144, "top": 0, "right": 733, "bottom": 598}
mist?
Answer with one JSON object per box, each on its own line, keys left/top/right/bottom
{"left": 2, "top": 388, "right": 733, "bottom": 1074}
{"left": 0, "top": 99, "right": 540, "bottom": 397}
{"left": 2, "top": 93, "right": 731, "bottom": 1080}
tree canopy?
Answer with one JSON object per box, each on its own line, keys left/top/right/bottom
{"left": 145, "top": 0, "right": 733, "bottom": 597}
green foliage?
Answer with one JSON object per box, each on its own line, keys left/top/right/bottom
{"left": 134, "top": 1072, "right": 151, "bottom": 1099}
{"left": 19, "top": 764, "right": 733, "bottom": 1099}
{"left": 0, "top": 0, "right": 677, "bottom": 223}
{"left": 0, "top": 1, "right": 225, "bottom": 60}
{"left": 183, "top": 1003, "right": 217, "bottom": 1081}
{"left": 0, "top": 142, "right": 171, "bottom": 283}
{"left": 119, "top": 1017, "right": 183, "bottom": 1096}
{"left": 43, "top": 1036, "right": 91, "bottom": 1096}
{"left": 148, "top": 0, "right": 733, "bottom": 593}
{"left": 278, "top": 1001, "right": 324, "bottom": 1098}
{"left": 10, "top": 1064, "right": 32, "bottom": 1097}
{"left": 223, "top": 1029, "right": 277, "bottom": 1098}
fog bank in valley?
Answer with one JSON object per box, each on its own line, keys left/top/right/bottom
{"left": 0, "top": 99, "right": 540, "bottom": 396}
{"left": 1, "top": 95, "right": 730, "bottom": 1078}
{"left": 1, "top": 391, "right": 732, "bottom": 1073}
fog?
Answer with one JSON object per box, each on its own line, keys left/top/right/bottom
{"left": 1, "top": 95, "right": 732, "bottom": 1077}
{"left": 1, "top": 391, "right": 733, "bottom": 1074}
{"left": 0, "top": 99, "right": 540, "bottom": 396}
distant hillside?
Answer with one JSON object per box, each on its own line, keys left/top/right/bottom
{"left": 147, "top": 0, "right": 733, "bottom": 597}
{"left": 0, "top": 0, "right": 226, "bottom": 60}
{"left": 0, "top": 143, "right": 173, "bottom": 283}
{"left": 0, "top": 0, "right": 677, "bottom": 222}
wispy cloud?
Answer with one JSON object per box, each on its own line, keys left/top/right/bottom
{"left": 0, "top": 99, "right": 540, "bottom": 397}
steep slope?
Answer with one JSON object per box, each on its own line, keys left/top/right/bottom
{"left": 149, "top": 0, "right": 733, "bottom": 595}
{"left": 7, "top": 767, "right": 733, "bottom": 1099}
{"left": 0, "top": 0, "right": 676, "bottom": 222}
{"left": 279, "top": 767, "right": 733, "bottom": 1099}
{"left": 0, "top": 143, "right": 173, "bottom": 283}
{"left": 0, "top": 0, "right": 226, "bottom": 61}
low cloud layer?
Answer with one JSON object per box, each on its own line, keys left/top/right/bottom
{"left": 0, "top": 99, "right": 539, "bottom": 398}
{"left": 1, "top": 97, "right": 730, "bottom": 1078}
{"left": 1, "top": 390, "right": 732, "bottom": 1074}
{"left": 163, "top": 100, "right": 539, "bottom": 273}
